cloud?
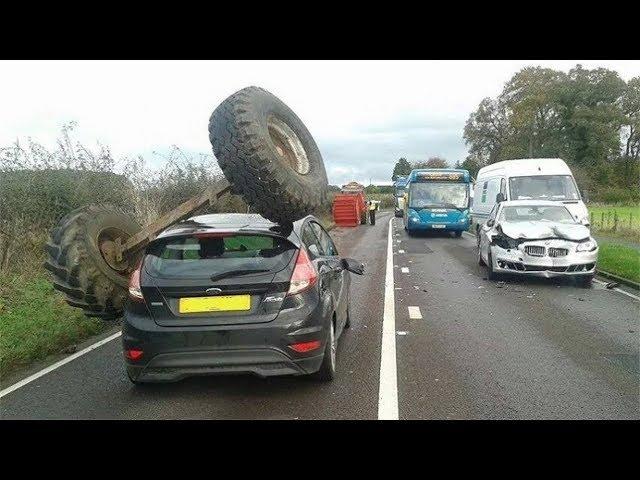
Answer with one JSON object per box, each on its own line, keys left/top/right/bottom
{"left": 1, "top": 60, "right": 636, "bottom": 188}
{"left": 318, "top": 118, "right": 467, "bottom": 185}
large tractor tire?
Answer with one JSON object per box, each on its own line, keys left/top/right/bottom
{"left": 209, "top": 86, "right": 328, "bottom": 226}
{"left": 44, "top": 205, "right": 142, "bottom": 320}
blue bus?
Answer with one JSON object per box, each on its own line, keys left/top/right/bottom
{"left": 403, "top": 169, "right": 471, "bottom": 237}
{"left": 393, "top": 176, "right": 408, "bottom": 217}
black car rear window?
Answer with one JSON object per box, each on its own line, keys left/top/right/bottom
{"left": 144, "top": 234, "right": 297, "bottom": 279}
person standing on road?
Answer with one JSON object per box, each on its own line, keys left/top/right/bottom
{"left": 368, "top": 200, "right": 378, "bottom": 225}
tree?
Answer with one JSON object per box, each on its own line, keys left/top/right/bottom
{"left": 391, "top": 157, "right": 412, "bottom": 180}
{"left": 412, "top": 157, "right": 449, "bottom": 169}
{"left": 501, "top": 67, "right": 565, "bottom": 158}
{"left": 460, "top": 156, "right": 482, "bottom": 179}
{"left": 463, "top": 64, "right": 637, "bottom": 201}
{"left": 425, "top": 156, "right": 449, "bottom": 168}
{"left": 621, "top": 77, "right": 640, "bottom": 161}
{"left": 556, "top": 65, "right": 626, "bottom": 169}
{"left": 463, "top": 97, "right": 512, "bottom": 165}
{"left": 618, "top": 77, "right": 640, "bottom": 189}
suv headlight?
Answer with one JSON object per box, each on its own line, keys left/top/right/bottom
{"left": 576, "top": 238, "right": 597, "bottom": 252}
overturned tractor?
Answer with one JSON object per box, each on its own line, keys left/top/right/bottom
{"left": 44, "top": 86, "right": 328, "bottom": 320}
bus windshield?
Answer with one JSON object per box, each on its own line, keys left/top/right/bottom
{"left": 509, "top": 175, "right": 579, "bottom": 201}
{"left": 409, "top": 182, "right": 469, "bottom": 209}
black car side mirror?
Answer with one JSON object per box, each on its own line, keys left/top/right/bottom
{"left": 496, "top": 192, "right": 505, "bottom": 203}
{"left": 342, "top": 258, "right": 365, "bottom": 275}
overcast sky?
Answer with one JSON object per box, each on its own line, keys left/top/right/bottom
{"left": 1, "top": 60, "right": 638, "bottom": 185}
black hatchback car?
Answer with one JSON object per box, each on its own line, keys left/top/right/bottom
{"left": 122, "top": 213, "right": 364, "bottom": 384}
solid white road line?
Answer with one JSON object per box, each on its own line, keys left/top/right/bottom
{"left": 593, "top": 279, "right": 640, "bottom": 301}
{"left": 0, "top": 331, "right": 122, "bottom": 399}
{"left": 408, "top": 306, "right": 423, "bottom": 319}
{"left": 401, "top": 267, "right": 409, "bottom": 273}
{"left": 378, "top": 216, "right": 399, "bottom": 420}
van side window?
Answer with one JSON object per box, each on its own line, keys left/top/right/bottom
{"left": 500, "top": 178, "right": 507, "bottom": 196}
{"left": 486, "top": 178, "right": 500, "bottom": 206}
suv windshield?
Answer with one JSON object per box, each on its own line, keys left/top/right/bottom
{"left": 500, "top": 205, "right": 576, "bottom": 224}
{"left": 509, "top": 175, "right": 579, "bottom": 201}
{"left": 144, "top": 234, "right": 296, "bottom": 279}
{"left": 409, "top": 182, "right": 468, "bottom": 209}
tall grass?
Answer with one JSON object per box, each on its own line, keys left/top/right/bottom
{"left": 0, "top": 274, "right": 107, "bottom": 378}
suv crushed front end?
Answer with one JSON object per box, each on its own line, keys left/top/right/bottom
{"left": 490, "top": 237, "right": 598, "bottom": 278}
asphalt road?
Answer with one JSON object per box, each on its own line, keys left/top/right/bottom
{"left": 2, "top": 211, "right": 638, "bottom": 419}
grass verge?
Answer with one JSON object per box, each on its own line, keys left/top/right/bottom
{"left": 0, "top": 273, "right": 108, "bottom": 378}
{"left": 597, "top": 243, "right": 640, "bottom": 284}
{"left": 588, "top": 204, "right": 640, "bottom": 241}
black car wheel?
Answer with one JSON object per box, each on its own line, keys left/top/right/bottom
{"left": 313, "top": 320, "right": 336, "bottom": 381}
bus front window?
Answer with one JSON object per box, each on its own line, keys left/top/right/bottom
{"left": 409, "top": 183, "right": 469, "bottom": 209}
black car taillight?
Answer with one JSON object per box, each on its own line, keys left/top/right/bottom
{"left": 128, "top": 261, "right": 144, "bottom": 302}
{"left": 286, "top": 248, "right": 317, "bottom": 296}
{"left": 124, "top": 349, "right": 144, "bottom": 361}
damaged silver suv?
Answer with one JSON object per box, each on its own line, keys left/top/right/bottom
{"left": 477, "top": 200, "right": 598, "bottom": 286}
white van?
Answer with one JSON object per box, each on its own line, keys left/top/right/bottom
{"left": 470, "top": 158, "right": 589, "bottom": 236}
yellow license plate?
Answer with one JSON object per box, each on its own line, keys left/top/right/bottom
{"left": 178, "top": 295, "right": 251, "bottom": 313}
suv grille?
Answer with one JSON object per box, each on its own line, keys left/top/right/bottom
{"left": 525, "top": 245, "right": 545, "bottom": 257}
{"left": 548, "top": 247, "right": 568, "bottom": 257}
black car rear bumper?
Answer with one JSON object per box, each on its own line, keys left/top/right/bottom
{"left": 126, "top": 348, "right": 324, "bottom": 382}
{"left": 122, "top": 295, "right": 330, "bottom": 383}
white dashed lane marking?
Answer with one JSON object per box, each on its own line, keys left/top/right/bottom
{"left": 401, "top": 267, "right": 409, "bottom": 273}
{"left": 408, "top": 306, "right": 423, "bottom": 319}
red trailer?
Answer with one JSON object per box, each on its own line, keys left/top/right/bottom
{"left": 332, "top": 182, "right": 367, "bottom": 227}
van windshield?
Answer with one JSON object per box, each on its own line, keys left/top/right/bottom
{"left": 509, "top": 175, "right": 579, "bottom": 201}
{"left": 144, "top": 234, "right": 296, "bottom": 279}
